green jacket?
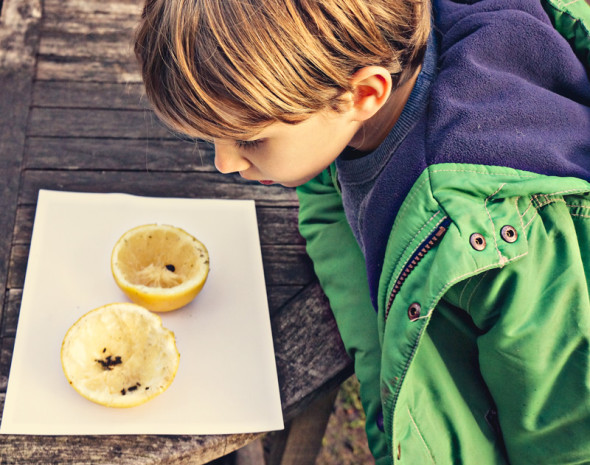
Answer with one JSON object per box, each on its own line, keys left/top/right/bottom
{"left": 297, "top": 0, "right": 590, "bottom": 461}
{"left": 297, "top": 164, "right": 590, "bottom": 464}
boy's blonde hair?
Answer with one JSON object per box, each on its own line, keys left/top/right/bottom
{"left": 135, "top": 0, "right": 430, "bottom": 140}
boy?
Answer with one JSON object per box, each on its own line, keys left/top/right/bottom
{"left": 135, "top": 0, "right": 590, "bottom": 463}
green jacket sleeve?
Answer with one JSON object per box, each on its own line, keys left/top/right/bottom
{"left": 296, "top": 166, "right": 390, "bottom": 464}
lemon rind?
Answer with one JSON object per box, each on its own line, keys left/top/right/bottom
{"left": 110, "top": 224, "right": 210, "bottom": 312}
{"left": 61, "top": 302, "right": 180, "bottom": 408}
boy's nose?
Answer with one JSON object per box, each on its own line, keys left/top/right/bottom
{"left": 214, "top": 143, "right": 251, "bottom": 174}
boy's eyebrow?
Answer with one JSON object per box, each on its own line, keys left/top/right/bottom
{"left": 235, "top": 132, "right": 267, "bottom": 142}
{"left": 228, "top": 126, "right": 270, "bottom": 142}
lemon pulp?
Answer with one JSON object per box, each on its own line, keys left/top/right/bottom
{"left": 111, "top": 224, "right": 209, "bottom": 312}
{"left": 61, "top": 302, "right": 180, "bottom": 408}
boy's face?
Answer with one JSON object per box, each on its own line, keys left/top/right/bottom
{"left": 213, "top": 109, "right": 361, "bottom": 187}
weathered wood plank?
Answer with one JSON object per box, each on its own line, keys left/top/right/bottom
{"left": 235, "top": 438, "right": 265, "bottom": 465}
{"left": 0, "top": 0, "right": 41, "bottom": 70}
{"left": 261, "top": 245, "right": 315, "bottom": 287}
{"left": 27, "top": 107, "right": 171, "bottom": 139}
{"left": 0, "top": 431, "right": 262, "bottom": 465}
{"left": 267, "top": 286, "right": 306, "bottom": 316}
{"left": 36, "top": 1, "right": 142, "bottom": 81}
{"left": 272, "top": 282, "right": 352, "bottom": 420}
{"left": 34, "top": 0, "right": 141, "bottom": 80}
{"left": 42, "top": 11, "right": 140, "bottom": 29}
{"left": 267, "top": 388, "right": 339, "bottom": 465}
{"left": 32, "top": 81, "right": 147, "bottom": 110}
{"left": 24, "top": 137, "right": 216, "bottom": 172}
{"left": 39, "top": 31, "right": 136, "bottom": 60}
{"left": 0, "top": 337, "right": 15, "bottom": 391}
{"left": 1, "top": 289, "right": 21, "bottom": 338}
{"left": 36, "top": 55, "right": 141, "bottom": 82}
{"left": 6, "top": 245, "right": 28, "bottom": 291}
{"left": 11, "top": 206, "right": 34, "bottom": 245}
{"left": 256, "top": 207, "right": 305, "bottom": 246}
{"left": 44, "top": 0, "right": 142, "bottom": 15}
{"left": 41, "top": 11, "right": 140, "bottom": 33}
{"left": 17, "top": 170, "right": 299, "bottom": 206}
{"left": 0, "top": 0, "right": 42, "bottom": 352}
{"left": 36, "top": 0, "right": 142, "bottom": 66}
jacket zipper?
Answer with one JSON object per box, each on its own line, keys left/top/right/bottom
{"left": 384, "top": 217, "right": 451, "bottom": 321}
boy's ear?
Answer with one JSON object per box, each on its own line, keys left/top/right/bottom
{"left": 349, "top": 66, "right": 393, "bottom": 121}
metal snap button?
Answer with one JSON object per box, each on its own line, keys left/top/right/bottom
{"left": 408, "top": 302, "right": 421, "bottom": 321}
{"left": 469, "top": 233, "right": 486, "bottom": 251}
{"left": 500, "top": 225, "right": 518, "bottom": 243}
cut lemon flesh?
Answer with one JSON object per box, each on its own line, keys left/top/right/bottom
{"left": 111, "top": 224, "right": 209, "bottom": 312}
{"left": 61, "top": 303, "right": 180, "bottom": 408}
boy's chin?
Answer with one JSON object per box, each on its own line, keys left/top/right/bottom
{"left": 277, "top": 180, "right": 307, "bottom": 188}
{"left": 256, "top": 174, "right": 319, "bottom": 188}
{"left": 279, "top": 175, "right": 321, "bottom": 188}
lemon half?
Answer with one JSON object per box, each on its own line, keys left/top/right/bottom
{"left": 111, "top": 224, "right": 210, "bottom": 312}
{"left": 61, "top": 302, "right": 180, "bottom": 408}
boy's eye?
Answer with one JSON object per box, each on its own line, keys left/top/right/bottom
{"left": 235, "top": 139, "right": 263, "bottom": 151}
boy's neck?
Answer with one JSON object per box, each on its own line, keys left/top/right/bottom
{"left": 349, "top": 66, "right": 422, "bottom": 153}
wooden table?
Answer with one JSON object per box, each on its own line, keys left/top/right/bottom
{"left": 0, "top": 0, "right": 353, "bottom": 463}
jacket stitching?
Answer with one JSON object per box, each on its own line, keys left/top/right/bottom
{"left": 515, "top": 197, "right": 526, "bottom": 232}
{"left": 465, "top": 271, "right": 490, "bottom": 311}
{"left": 520, "top": 201, "right": 534, "bottom": 218}
{"left": 522, "top": 190, "right": 590, "bottom": 228}
{"left": 388, "top": 314, "right": 431, "bottom": 460}
{"left": 548, "top": 188, "right": 590, "bottom": 196}
{"left": 524, "top": 197, "right": 569, "bottom": 229}
{"left": 399, "top": 211, "right": 443, "bottom": 263}
{"left": 484, "top": 183, "right": 507, "bottom": 263}
{"left": 454, "top": 274, "right": 488, "bottom": 310}
{"left": 524, "top": 211, "right": 538, "bottom": 230}
{"left": 406, "top": 407, "right": 436, "bottom": 464}
{"left": 457, "top": 276, "right": 474, "bottom": 308}
{"left": 427, "top": 251, "right": 530, "bottom": 316}
{"left": 430, "top": 168, "right": 537, "bottom": 178}
{"left": 566, "top": 204, "right": 590, "bottom": 219}
{"left": 530, "top": 188, "right": 589, "bottom": 202}
{"left": 535, "top": 195, "right": 567, "bottom": 209}
{"left": 396, "top": 175, "right": 432, "bottom": 228}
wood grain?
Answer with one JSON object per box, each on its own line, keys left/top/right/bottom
{"left": 25, "top": 137, "right": 217, "bottom": 172}
{"left": 32, "top": 81, "right": 147, "bottom": 110}
{"left": 0, "top": 0, "right": 42, "bottom": 404}
{"left": 17, "top": 170, "right": 299, "bottom": 206}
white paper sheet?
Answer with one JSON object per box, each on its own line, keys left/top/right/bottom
{"left": 0, "top": 190, "right": 283, "bottom": 435}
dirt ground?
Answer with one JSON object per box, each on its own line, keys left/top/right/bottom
{"left": 316, "top": 375, "right": 374, "bottom": 465}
